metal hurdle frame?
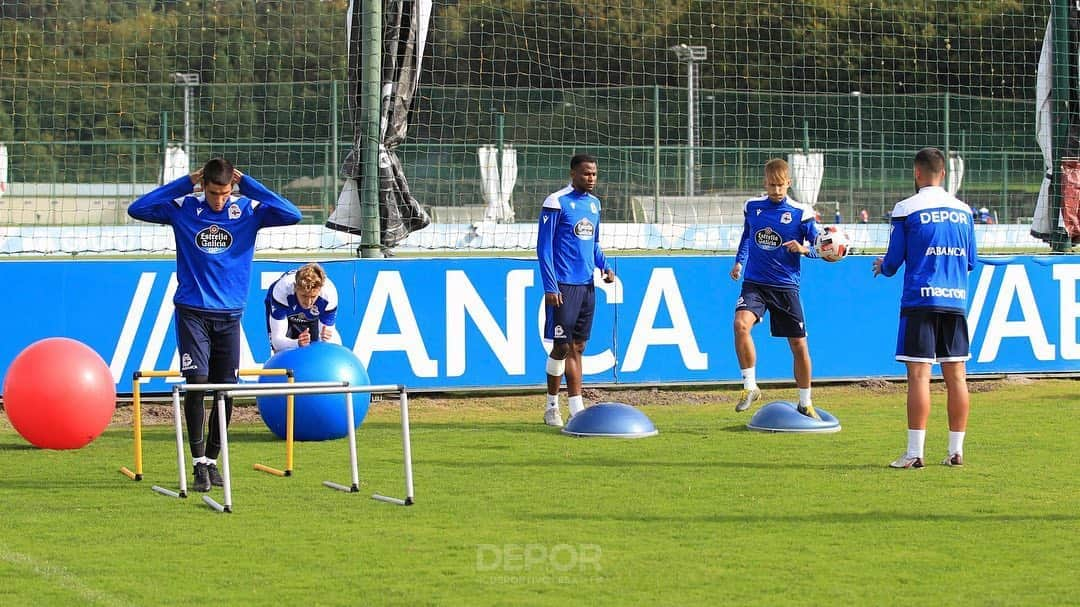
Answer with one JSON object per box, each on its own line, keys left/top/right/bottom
{"left": 120, "top": 367, "right": 294, "bottom": 481}
{"left": 157, "top": 381, "right": 348, "bottom": 509}
{"left": 219, "top": 383, "right": 415, "bottom": 512}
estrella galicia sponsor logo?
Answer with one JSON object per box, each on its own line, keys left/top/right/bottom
{"left": 574, "top": 218, "right": 595, "bottom": 240}
{"left": 196, "top": 224, "right": 234, "bottom": 254}
{"left": 754, "top": 227, "right": 782, "bottom": 250}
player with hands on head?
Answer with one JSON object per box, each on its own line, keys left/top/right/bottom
{"left": 537, "top": 153, "right": 615, "bottom": 428}
{"left": 265, "top": 262, "right": 341, "bottom": 354}
{"left": 730, "top": 158, "right": 823, "bottom": 420}
{"left": 128, "top": 157, "right": 302, "bottom": 492}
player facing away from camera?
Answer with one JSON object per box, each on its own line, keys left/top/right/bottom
{"left": 537, "top": 153, "right": 615, "bottom": 428}
{"left": 874, "top": 147, "right": 976, "bottom": 469}
{"left": 128, "top": 158, "right": 302, "bottom": 492}
{"left": 730, "top": 158, "right": 823, "bottom": 420}
{"left": 265, "top": 262, "right": 341, "bottom": 354}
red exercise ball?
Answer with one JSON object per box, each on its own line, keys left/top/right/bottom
{"left": 2, "top": 337, "right": 116, "bottom": 449}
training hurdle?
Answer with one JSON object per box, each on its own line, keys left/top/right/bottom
{"left": 155, "top": 381, "right": 349, "bottom": 509}
{"left": 212, "top": 382, "right": 414, "bottom": 513}
{"left": 120, "top": 368, "right": 294, "bottom": 482}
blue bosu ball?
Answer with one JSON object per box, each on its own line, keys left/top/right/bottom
{"left": 561, "top": 402, "right": 659, "bottom": 438}
{"left": 257, "top": 342, "right": 371, "bottom": 441}
{"left": 746, "top": 400, "right": 841, "bottom": 433}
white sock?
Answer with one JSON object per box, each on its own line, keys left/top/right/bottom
{"left": 948, "top": 431, "right": 965, "bottom": 456}
{"left": 546, "top": 393, "right": 559, "bottom": 409}
{"left": 741, "top": 368, "right": 758, "bottom": 390}
{"left": 568, "top": 395, "right": 585, "bottom": 416}
{"left": 907, "top": 429, "right": 926, "bottom": 459}
{"left": 205, "top": 458, "right": 216, "bottom": 466}
{"left": 798, "top": 388, "right": 812, "bottom": 406}
{"left": 194, "top": 456, "right": 209, "bottom": 465}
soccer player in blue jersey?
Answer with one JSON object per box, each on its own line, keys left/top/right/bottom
{"left": 874, "top": 147, "right": 976, "bottom": 469}
{"left": 128, "top": 158, "right": 302, "bottom": 491}
{"left": 537, "top": 154, "right": 616, "bottom": 427}
{"left": 265, "top": 262, "right": 341, "bottom": 353}
{"left": 730, "top": 158, "right": 823, "bottom": 419}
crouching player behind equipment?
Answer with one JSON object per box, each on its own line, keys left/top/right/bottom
{"left": 265, "top": 262, "right": 341, "bottom": 354}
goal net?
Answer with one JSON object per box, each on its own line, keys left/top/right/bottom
{"left": 0, "top": 1, "right": 1048, "bottom": 255}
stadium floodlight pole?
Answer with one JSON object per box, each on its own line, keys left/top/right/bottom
{"left": 172, "top": 73, "right": 199, "bottom": 172}
{"left": 670, "top": 45, "right": 707, "bottom": 198}
{"left": 851, "top": 91, "right": 863, "bottom": 188}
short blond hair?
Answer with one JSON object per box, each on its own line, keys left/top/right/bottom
{"left": 295, "top": 263, "right": 326, "bottom": 292}
{"left": 764, "top": 158, "right": 790, "bottom": 183}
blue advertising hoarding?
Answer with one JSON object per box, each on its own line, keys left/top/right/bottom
{"left": 0, "top": 255, "right": 1077, "bottom": 395}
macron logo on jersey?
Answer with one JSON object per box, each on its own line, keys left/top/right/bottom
{"left": 920, "top": 285, "right": 967, "bottom": 299}
{"left": 196, "top": 224, "right": 233, "bottom": 254}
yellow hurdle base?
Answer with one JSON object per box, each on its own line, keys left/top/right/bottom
{"left": 253, "top": 463, "right": 288, "bottom": 477}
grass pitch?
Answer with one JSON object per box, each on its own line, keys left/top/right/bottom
{"left": 1, "top": 379, "right": 1079, "bottom": 606}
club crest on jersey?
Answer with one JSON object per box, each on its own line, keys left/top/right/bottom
{"left": 754, "top": 227, "right": 782, "bottom": 250}
{"left": 196, "top": 224, "right": 234, "bottom": 254}
{"left": 574, "top": 218, "right": 595, "bottom": 239}
{"left": 780, "top": 212, "right": 792, "bottom": 224}
{"left": 228, "top": 203, "right": 241, "bottom": 220}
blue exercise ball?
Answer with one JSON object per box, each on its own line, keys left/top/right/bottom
{"left": 257, "top": 342, "right": 371, "bottom": 441}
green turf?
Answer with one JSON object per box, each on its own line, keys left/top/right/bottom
{"left": 1, "top": 380, "right": 1079, "bottom": 606}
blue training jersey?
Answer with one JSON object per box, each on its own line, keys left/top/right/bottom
{"left": 128, "top": 175, "right": 303, "bottom": 312}
{"left": 265, "top": 270, "right": 339, "bottom": 327}
{"left": 265, "top": 269, "right": 340, "bottom": 352}
{"left": 735, "top": 195, "right": 821, "bottom": 289}
{"left": 880, "top": 185, "right": 976, "bottom": 313}
{"left": 536, "top": 184, "right": 611, "bottom": 292}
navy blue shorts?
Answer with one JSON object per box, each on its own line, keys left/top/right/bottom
{"left": 175, "top": 305, "right": 242, "bottom": 382}
{"left": 895, "top": 309, "right": 970, "bottom": 364}
{"left": 544, "top": 283, "right": 596, "bottom": 343}
{"left": 735, "top": 282, "right": 807, "bottom": 338}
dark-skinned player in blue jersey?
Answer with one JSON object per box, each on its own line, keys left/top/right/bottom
{"left": 731, "top": 158, "right": 824, "bottom": 420}
{"left": 128, "top": 158, "right": 302, "bottom": 492}
{"left": 537, "top": 154, "right": 615, "bottom": 428}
